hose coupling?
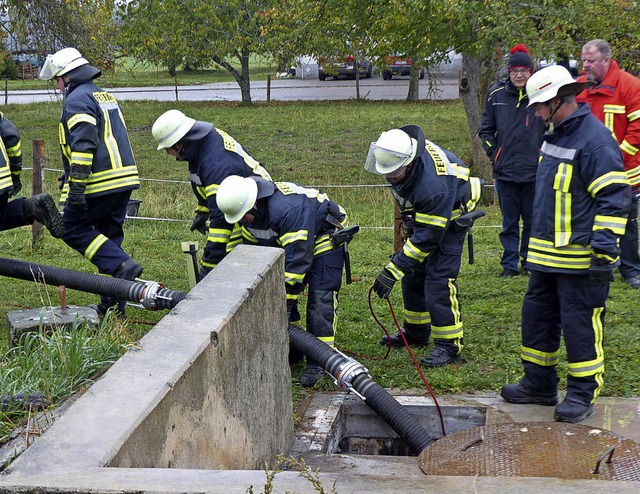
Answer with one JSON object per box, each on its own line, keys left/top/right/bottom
{"left": 139, "top": 281, "right": 164, "bottom": 309}
{"left": 332, "top": 349, "right": 370, "bottom": 400}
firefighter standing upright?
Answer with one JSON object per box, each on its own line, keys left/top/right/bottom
{"left": 501, "top": 65, "right": 631, "bottom": 423}
{"left": 366, "top": 125, "right": 482, "bottom": 367}
{"left": 39, "top": 48, "right": 142, "bottom": 316}
{"left": 152, "top": 109, "right": 272, "bottom": 280}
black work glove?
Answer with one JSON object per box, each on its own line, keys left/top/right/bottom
{"left": 588, "top": 256, "right": 614, "bottom": 285}
{"left": 67, "top": 182, "right": 87, "bottom": 211}
{"left": 373, "top": 268, "right": 397, "bottom": 299}
{"left": 9, "top": 176, "right": 21, "bottom": 197}
{"left": 57, "top": 172, "right": 66, "bottom": 190}
{"left": 190, "top": 212, "right": 209, "bottom": 235}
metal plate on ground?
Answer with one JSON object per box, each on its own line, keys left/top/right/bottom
{"left": 418, "top": 422, "right": 640, "bottom": 481}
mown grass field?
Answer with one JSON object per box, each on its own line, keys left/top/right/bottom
{"left": 1, "top": 98, "right": 639, "bottom": 438}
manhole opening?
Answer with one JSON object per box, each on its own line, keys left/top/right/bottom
{"left": 327, "top": 401, "right": 486, "bottom": 457}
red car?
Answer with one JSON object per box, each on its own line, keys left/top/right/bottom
{"left": 383, "top": 55, "right": 425, "bottom": 80}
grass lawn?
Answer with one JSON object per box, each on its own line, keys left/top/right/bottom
{"left": 1, "top": 98, "right": 639, "bottom": 439}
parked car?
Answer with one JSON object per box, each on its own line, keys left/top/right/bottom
{"left": 383, "top": 54, "right": 425, "bottom": 80}
{"left": 318, "top": 55, "right": 372, "bottom": 81}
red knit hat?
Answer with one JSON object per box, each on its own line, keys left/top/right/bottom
{"left": 508, "top": 44, "right": 533, "bottom": 72}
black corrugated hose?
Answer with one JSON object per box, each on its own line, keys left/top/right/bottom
{"left": 0, "top": 257, "right": 186, "bottom": 310}
{"left": 288, "top": 324, "right": 435, "bottom": 455}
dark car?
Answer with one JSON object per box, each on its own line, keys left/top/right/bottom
{"left": 383, "top": 54, "right": 425, "bottom": 80}
{"left": 318, "top": 55, "right": 372, "bottom": 81}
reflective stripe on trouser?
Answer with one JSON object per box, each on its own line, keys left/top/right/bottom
{"left": 521, "top": 270, "right": 608, "bottom": 403}
{"left": 401, "top": 264, "right": 431, "bottom": 339}
{"left": 304, "top": 247, "right": 344, "bottom": 349}
{"left": 406, "top": 225, "right": 466, "bottom": 353}
{"left": 62, "top": 190, "right": 132, "bottom": 275}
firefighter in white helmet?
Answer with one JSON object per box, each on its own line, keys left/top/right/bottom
{"left": 500, "top": 65, "right": 631, "bottom": 423}
{"left": 365, "top": 125, "right": 483, "bottom": 367}
{"left": 216, "top": 175, "right": 350, "bottom": 388}
{"left": 39, "top": 48, "right": 142, "bottom": 316}
{"left": 152, "top": 109, "right": 272, "bottom": 280}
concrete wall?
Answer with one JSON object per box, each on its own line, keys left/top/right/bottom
{"left": 0, "top": 245, "right": 294, "bottom": 489}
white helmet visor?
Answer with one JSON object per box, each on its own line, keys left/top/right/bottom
{"left": 364, "top": 140, "right": 416, "bottom": 175}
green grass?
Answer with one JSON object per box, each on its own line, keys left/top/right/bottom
{"left": 1, "top": 98, "right": 639, "bottom": 439}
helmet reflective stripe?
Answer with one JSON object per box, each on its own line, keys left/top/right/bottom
{"left": 152, "top": 109, "right": 196, "bottom": 150}
{"left": 39, "top": 48, "right": 89, "bottom": 80}
{"left": 364, "top": 128, "right": 417, "bottom": 175}
{"left": 526, "top": 65, "right": 577, "bottom": 106}
{"left": 216, "top": 176, "right": 258, "bottom": 224}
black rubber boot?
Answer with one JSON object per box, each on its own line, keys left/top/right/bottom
{"left": 89, "top": 299, "right": 127, "bottom": 317}
{"left": 420, "top": 346, "right": 460, "bottom": 368}
{"left": 554, "top": 399, "right": 595, "bottom": 423}
{"left": 300, "top": 364, "right": 325, "bottom": 388}
{"left": 23, "top": 194, "right": 64, "bottom": 238}
{"left": 500, "top": 383, "right": 559, "bottom": 406}
{"left": 379, "top": 327, "right": 430, "bottom": 347}
{"left": 113, "top": 258, "right": 143, "bottom": 280}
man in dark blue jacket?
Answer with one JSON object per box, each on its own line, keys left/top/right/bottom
{"left": 216, "top": 175, "right": 349, "bottom": 387}
{"left": 152, "top": 109, "right": 272, "bottom": 280}
{"left": 40, "top": 48, "right": 142, "bottom": 316}
{"left": 366, "top": 125, "right": 482, "bottom": 367}
{"left": 479, "top": 45, "right": 545, "bottom": 277}
{"left": 501, "top": 65, "right": 631, "bottom": 423}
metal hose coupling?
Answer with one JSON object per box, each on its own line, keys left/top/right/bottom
{"left": 328, "top": 349, "right": 371, "bottom": 401}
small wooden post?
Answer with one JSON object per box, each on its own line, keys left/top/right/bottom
{"left": 267, "top": 74, "right": 271, "bottom": 103}
{"left": 31, "top": 139, "right": 46, "bottom": 243}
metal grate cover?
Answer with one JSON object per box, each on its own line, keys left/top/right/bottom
{"left": 418, "top": 422, "right": 640, "bottom": 481}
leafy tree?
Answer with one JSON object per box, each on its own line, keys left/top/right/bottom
{"left": 117, "top": 0, "right": 277, "bottom": 106}
{"left": 4, "top": 0, "right": 118, "bottom": 70}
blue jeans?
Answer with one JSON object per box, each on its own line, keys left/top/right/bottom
{"left": 495, "top": 179, "right": 535, "bottom": 272}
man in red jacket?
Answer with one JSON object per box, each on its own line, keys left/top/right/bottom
{"left": 577, "top": 39, "right": 640, "bottom": 288}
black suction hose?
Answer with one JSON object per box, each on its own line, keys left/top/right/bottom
{"left": 0, "top": 257, "right": 187, "bottom": 310}
{"left": 288, "top": 324, "right": 435, "bottom": 455}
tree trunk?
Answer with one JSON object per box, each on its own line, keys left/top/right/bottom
{"left": 459, "top": 53, "right": 493, "bottom": 200}
{"left": 238, "top": 46, "right": 252, "bottom": 106}
{"left": 406, "top": 64, "right": 419, "bottom": 101}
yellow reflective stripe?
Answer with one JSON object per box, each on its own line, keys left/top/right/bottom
{"left": 527, "top": 238, "right": 591, "bottom": 269}
{"left": 603, "top": 104, "right": 625, "bottom": 114}
{"left": 84, "top": 166, "right": 140, "bottom": 195}
{"left": 621, "top": 139, "right": 639, "bottom": 156}
{"left": 385, "top": 262, "right": 405, "bottom": 280}
{"left": 84, "top": 234, "right": 109, "bottom": 261}
{"left": 0, "top": 176, "right": 11, "bottom": 189}
{"left": 416, "top": 212, "right": 447, "bottom": 227}
{"left": 85, "top": 177, "right": 140, "bottom": 195}
{"left": 102, "top": 108, "right": 123, "bottom": 169}
{"left": 568, "top": 358, "right": 604, "bottom": 377}
{"left": 68, "top": 113, "right": 97, "bottom": 129}
{"left": 5, "top": 142, "right": 20, "bottom": 157}
{"left": 279, "top": 229, "right": 308, "bottom": 246}
{"left": 402, "top": 238, "right": 429, "bottom": 261}
{"left": 553, "top": 162, "right": 572, "bottom": 192}
{"left": 205, "top": 183, "right": 219, "bottom": 197}
{"left": 403, "top": 309, "right": 431, "bottom": 326}
{"left": 628, "top": 109, "right": 640, "bottom": 122}
{"left": 201, "top": 260, "right": 217, "bottom": 268}
{"left": 207, "top": 228, "right": 231, "bottom": 244}
{"left": 594, "top": 214, "right": 627, "bottom": 235}
{"left": 318, "top": 335, "right": 335, "bottom": 348}
{"left": 70, "top": 151, "right": 93, "bottom": 166}
{"left": 626, "top": 167, "right": 640, "bottom": 188}
{"left": 195, "top": 204, "right": 209, "bottom": 214}
{"left": 521, "top": 345, "right": 560, "bottom": 366}
{"left": 226, "top": 226, "right": 243, "bottom": 253}
{"left": 467, "top": 177, "right": 482, "bottom": 210}
{"left": 554, "top": 189, "right": 572, "bottom": 247}
{"left": 588, "top": 170, "right": 630, "bottom": 196}
{"left": 456, "top": 165, "right": 470, "bottom": 181}
{"left": 431, "top": 323, "right": 463, "bottom": 339}
{"left": 285, "top": 271, "right": 305, "bottom": 284}
{"left": 314, "top": 235, "right": 333, "bottom": 255}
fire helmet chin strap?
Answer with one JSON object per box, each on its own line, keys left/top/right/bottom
{"left": 544, "top": 96, "right": 566, "bottom": 135}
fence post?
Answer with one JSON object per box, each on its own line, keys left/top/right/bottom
{"left": 4, "top": 79, "right": 7, "bottom": 105}
{"left": 267, "top": 74, "right": 271, "bottom": 103}
{"left": 393, "top": 202, "right": 403, "bottom": 253}
{"left": 31, "top": 139, "right": 46, "bottom": 243}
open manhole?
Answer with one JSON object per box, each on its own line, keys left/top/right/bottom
{"left": 299, "top": 395, "right": 486, "bottom": 457}
{"left": 419, "top": 422, "right": 640, "bottom": 481}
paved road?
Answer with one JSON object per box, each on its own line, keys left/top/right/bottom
{"left": 2, "top": 73, "right": 460, "bottom": 105}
